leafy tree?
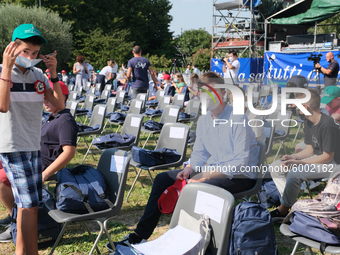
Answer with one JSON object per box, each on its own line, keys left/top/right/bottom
{"left": 72, "top": 25, "right": 134, "bottom": 70}
{"left": 174, "top": 29, "right": 211, "bottom": 67}
{"left": 144, "top": 54, "right": 172, "bottom": 69}
{"left": 0, "top": 3, "right": 72, "bottom": 70}
{"left": 191, "top": 48, "right": 211, "bottom": 71}
{"left": 256, "top": 0, "right": 283, "bottom": 28}
{"left": 315, "top": 13, "right": 340, "bottom": 35}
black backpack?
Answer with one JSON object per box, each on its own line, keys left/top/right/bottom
{"left": 11, "top": 189, "right": 62, "bottom": 248}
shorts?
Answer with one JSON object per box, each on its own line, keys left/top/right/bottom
{"left": 0, "top": 151, "right": 42, "bottom": 208}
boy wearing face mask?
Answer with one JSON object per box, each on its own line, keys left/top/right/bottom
{"left": 0, "top": 24, "right": 64, "bottom": 255}
{"left": 222, "top": 51, "right": 240, "bottom": 84}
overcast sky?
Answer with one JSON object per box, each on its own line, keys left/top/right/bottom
{"left": 169, "top": 0, "right": 213, "bottom": 37}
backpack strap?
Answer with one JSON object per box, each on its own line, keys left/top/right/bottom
{"left": 71, "top": 174, "right": 94, "bottom": 213}
{"left": 82, "top": 170, "right": 115, "bottom": 209}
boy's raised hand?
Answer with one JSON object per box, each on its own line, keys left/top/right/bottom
{"left": 40, "top": 50, "right": 57, "bottom": 73}
{"left": 2, "top": 42, "right": 21, "bottom": 69}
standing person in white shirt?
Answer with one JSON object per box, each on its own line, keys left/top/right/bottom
{"left": 97, "top": 59, "right": 115, "bottom": 92}
{"left": 223, "top": 51, "right": 240, "bottom": 84}
{"left": 184, "top": 64, "right": 191, "bottom": 75}
{"left": 192, "top": 65, "right": 200, "bottom": 75}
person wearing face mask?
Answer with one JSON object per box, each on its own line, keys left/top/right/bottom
{"left": 106, "top": 72, "right": 259, "bottom": 251}
{"left": 315, "top": 52, "right": 339, "bottom": 88}
{"left": 170, "top": 72, "right": 186, "bottom": 98}
{"left": 0, "top": 23, "right": 64, "bottom": 255}
{"left": 222, "top": 51, "right": 240, "bottom": 84}
{"left": 73, "top": 54, "right": 89, "bottom": 91}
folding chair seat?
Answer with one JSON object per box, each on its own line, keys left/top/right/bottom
{"left": 141, "top": 105, "right": 181, "bottom": 148}
{"left": 143, "top": 95, "right": 171, "bottom": 119}
{"left": 43, "top": 149, "right": 131, "bottom": 255}
{"left": 77, "top": 104, "right": 107, "bottom": 164}
{"left": 178, "top": 99, "right": 200, "bottom": 127}
{"left": 169, "top": 183, "right": 235, "bottom": 255}
{"left": 65, "top": 100, "right": 79, "bottom": 118}
{"left": 126, "top": 122, "right": 190, "bottom": 201}
{"left": 233, "top": 140, "right": 266, "bottom": 199}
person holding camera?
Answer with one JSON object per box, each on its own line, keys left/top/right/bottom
{"left": 222, "top": 51, "right": 240, "bottom": 84}
{"left": 315, "top": 52, "right": 339, "bottom": 87}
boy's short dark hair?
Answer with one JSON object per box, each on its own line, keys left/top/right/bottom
{"left": 15, "top": 36, "right": 43, "bottom": 46}
{"left": 295, "top": 88, "right": 320, "bottom": 111}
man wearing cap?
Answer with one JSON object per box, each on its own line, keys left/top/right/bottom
{"left": 321, "top": 85, "right": 340, "bottom": 124}
{"left": 315, "top": 52, "right": 339, "bottom": 87}
{"left": 0, "top": 24, "right": 64, "bottom": 254}
{"left": 0, "top": 80, "right": 77, "bottom": 243}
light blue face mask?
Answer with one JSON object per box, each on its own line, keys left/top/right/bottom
{"left": 15, "top": 56, "right": 42, "bottom": 69}
{"left": 174, "top": 78, "right": 179, "bottom": 83}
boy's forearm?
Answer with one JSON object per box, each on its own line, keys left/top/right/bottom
{"left": 0, "top": 67, "right": 13, "bottom": 112}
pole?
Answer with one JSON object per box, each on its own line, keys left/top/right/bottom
{"left": 313, "top": 21, "right": 317, "bottom": 52}
{"left": 39, "top": 0, "right": 41, "bottom": 8}
{"left": 264, "top": 19, "right": 268, "bottom": 53}
{"left": 249, "top": 0, "right": 253, "bottom": 58}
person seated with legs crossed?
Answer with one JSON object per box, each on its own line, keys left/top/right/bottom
{"left": 270, "top": 88, "right": 340, "bottom": 222}
{"left": 106, "top": 71, "right": 260, "bottom": 251}
{"left": 0, "top": 81, "right": 77, "bottom": 242}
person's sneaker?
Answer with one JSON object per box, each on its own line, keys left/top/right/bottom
{"left": 0, "top": 226, "right": 13, "bottom": 242}
{"left": 0, "top": 215, "right": 11, "bottom": 227}
{"left": 270, "top": 209, "right": 286, "bottom": 223}
{"left": 106, "top": 233, "right": 146, "bottom": 252}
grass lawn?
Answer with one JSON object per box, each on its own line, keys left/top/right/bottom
{"left": 0, "top": 113, "right": 332, "bottom": 255}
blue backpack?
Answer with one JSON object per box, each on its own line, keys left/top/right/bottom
{"left": 55, "top": 166, "right": 114, "bottom": 214}
{"left": 11, "top": 189, "right": 62, "bottom": 248}
{"left": 93, "top": 133, "right": 135, "bottom": 149}
{"left": 229, "top": 202, "right": 278, "bottom": 255}
{"left": 261, "top": 178, "right": 282, "bottom": 208}
{"left": 144, "top": 120, "right": 164, "bottom": 131}
{"left": 131, "top": 146, "right": 181, "bottom": 166}
{"left": 144, "top": 108, "right": 163, "bottom": 115}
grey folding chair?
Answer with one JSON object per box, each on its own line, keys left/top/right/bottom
{"left": 136, "top": 93, "right": 147, "bottom": 112}
{"left": 65, "top": 100, "right": 79, "bottom": 118}
{"left": 269, "top": 110, "right": 293, "bottom": 162}
{"left": 146, "top": 90, "right": 165, "bottom": 108}
{"left": 76, "top": 85, "right": 83, "bottom": 97}
{"left": 263, "top": 122, "right": 276, "bottom": 161}
{"left": 178, "top": 99, "right": 200, "bottom": 127}
{"left": 126, "top": 122, "right": 190, "bottom": 201}
{"left": 67, "top": 84, "right": 74, "bottom": 92}
{"left": 43, "top": 149, "right": 131, "bottom": 255}
{"left": 172, "top": 93, "right": 185, "bottom": 108}
{"left": 104, "top": 84, "right": 112, "bottom": 92}
{"left": 77, "top": 104, "right": 107, "bottom": 164}
{"left": 102, "top": 97, "right": 117, "bottom": 131}
{"left": 233, "top": 140, "right": 266, "bottom": 200}
{"left": 76, "top": 94, "right": 96, "bottom": 123}
{"left": 116, "top": 90, "right": 126, "bottom": 106}
{"left": 69, "top": 91, "right": 78, "bottom": 102}
{"left": 169, "top": 183, "right": 235, "bottom": 255}
{"left": 141, "top": 105, "right": 181, "bottom": 148}
{"left": 85, "top": 81, "right": 91, "bottom": 91}
{"left": 143, "top": 95, "right": 172, "bottom": 119}
{"left": 94, "top": 89, "right": 110, "bottom": 105}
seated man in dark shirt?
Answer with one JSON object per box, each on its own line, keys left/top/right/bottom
{"left": 0, "top": 81, "right": 78, "bottom": 242}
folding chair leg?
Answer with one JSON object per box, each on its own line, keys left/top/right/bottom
{"left": 293, "top": 123, "right": 302, "bottom": 144}
{"left": 147, "top": 170, "right": 154, "bottom": 183}
{"left": 103, "top": 219, "right": 115, "bottom": 254}
{"left": 272, "top": 141, "right": 283, "bottom": 162}
{"left": 82, "top": 136, "right": 96, "bottom": 164}
{"left": 304, "top": 180, "right": 313, "bottom": 199}
{"left": 83, "top": 221, "right": 103, "bottom": 255}
{"left": 132, "top": 165, "right": 144, "bottom": 188}
{"left": 49, "top": 222, "right": 69, "bottom": 255}
{"left": 291, "top": 241, "right": 300, "bottom": 255}
{"left": 307, "top": 246, "right": 314, "bottom": 255}
{"left": 142, "top": 133, "right": 152, "bottom": 149}
{"left": 126, "top": 167, "right": 143, "bottom": 202}
{"left": 116, "top": 125, "right": 121, "bottom": 133}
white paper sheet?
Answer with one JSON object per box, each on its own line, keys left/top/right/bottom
{"left": 139, "top": 94, "right": 146, "bottom": 100}
{"left": 131, "top": 117, "right": 140, "bottom": 127}
{"left": 164, "top": 97, "right": 170, "bottom": 103}
{"left": 160, "top": 91, "right": 165, "bottom": 96}
{"left": 194, "top": 190, "right": 224, "bottom": 223}
{"left": 177, "top": 94, "right": 184, "bottom": 100}
{"left": 169, "top": 108, "right": 178, "bottom": 117}
{"left": 89, "top": 96, "right": 94, "bottom": 102}
{"left": 98, "top": 106, "right": 105, "bottom": 115}
{"left": 71, "top": 101, "right": 77, "bottom": 109}
{"left": 132, "top": 225, "right": 201, "bottom": 255}
{"left": 111, "top": 99, "right": 116, "bottom": 105}
{"left": 193, "top": 101, "right": 200, "bottom": 108}
{"left": 96, "top": 83, "right": 101, "bottom": 89}
{"left": 135, "top": 100, "right": 142, "bottom": 109}
{"left": 110, "top": 155, "right": 126, "bottom": 173}
{"left": 120, "top": 91, "right": 125, "bottom": 98}
{"left": 169, "top": 127, "right": 185, "bottom": 139}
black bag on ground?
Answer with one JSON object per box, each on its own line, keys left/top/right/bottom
{"left": 55, "top": 165, "right": 114, "bottom": 214}
{"left": 131, "top": 146, "right": 181, "bottom": 166}
{"left": 11, "top": 189, "right": 62, "bottom": 248}
{"left": 93, "top": 133, "right": 135, "bottom": 149}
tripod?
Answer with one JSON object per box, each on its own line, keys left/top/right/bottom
{"left": 169, "top": 59, "right": 178, "bottom": 75}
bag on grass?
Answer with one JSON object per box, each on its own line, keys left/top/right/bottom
{"left": 131, "top": 146, "right": 181, "bottom": 166}
{"left": 228, "top": 201, "right": 278, "bottom": 255}
{"left": 11, "top": 189, "right": 62, "bottom": 248}
{"left": 55, "top": 165, "right": 114, "bottom": 214}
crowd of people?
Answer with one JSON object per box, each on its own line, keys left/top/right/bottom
{"left": 0, "top": 23, "right": 340, "bottom": 255}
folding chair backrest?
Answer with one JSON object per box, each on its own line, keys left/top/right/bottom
{"left": 172, "top": 93, "right": 185, "bottom": 107}
{"left": 68, "top": 84, "right": 74, "bottom": 92}
{"left": 65, "top": 100, "right": 79, "bottom": 118}
{"left": 156, "top": 95, "right": 171, "bottom": 110}
{"left": 85, "top": 81, "right": 91, "bottom": 91}
{"left": 160, "top": 105, "right": 180, "bottom": 124}
{"left": 88, "top": 104, "right": 107, "bottom": 128}
{"left": 89, "top": 87, "right": 96, "bottom": 95}
{"left": 106, "top": 97, "right": 117, "bottom": 113}
{"left": 95, "top": 83, "right": 101, "bottom": 92}
{"left": 268, "top": 110, "right": 292, "bottom": 139}
{"left": 185, "top": 99, "right": 200, "bottom": 115}
{"left": 100, "top": 89, "right": 110, "bottom": 100}
{"left": 169, "top": 183, "right": 235, "bottom": 255}
{"left": 76, "top": 86, "right": 83, "bottom": 96}
{"left": 128, "top": 99, "right": 143, "bottom": 114}
{"left": 116, "top": 90, "right": 126, "bottom": 105}
{"left": 69, "top": 91, "right": 77, "bottom": 101}
{"left": 155, "top": 123, "right": 190, "bottom": 164}
{"left": 104, "top": 84, "right": 112, "bottom": 91}
{"left": 96, "top": 149, "right": 131, "bottom": 214}
{"left": 120, "top": 113, "right": 143, "bottom": 146}
{"left": 136, "top": 93, "right": 147, "bottom": 111}
{"left": 263, "top": 122, "right": 276, "bottom": 159}
{"left": 83, "top": 94, "right": 95, "bottom": 110}
{"left": 155, "top": 90, "right": 165, "bottom": 101}
{"left": 117, "top": 86, "right": 124, "bottom": 92}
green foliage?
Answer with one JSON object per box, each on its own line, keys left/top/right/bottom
{"left": 0, "top": 3, "right": 72, "bottom": 70}
{"left": 191, "top": 48, "right": 211, "bottom": 71}
{"left": 174, "top": 29, "right": 211, "bottom": 67}
{"left": 72, "top": 23, "right": 133, "bottom": 70}
{"left": 144, "top": 54, "right": 172, "bottom": 69}
{"left": 315, "top": 13, "right": 340, "bottom": 35}
{"left": 256, "top": 0, "right": 284, "bottom": 26}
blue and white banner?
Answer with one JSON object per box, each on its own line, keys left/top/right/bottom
{"left": 211, "top": 58, "right": 264, "bottom": 84}
{"left": 264, "top": 51, "right": 340, "bottom": 86}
